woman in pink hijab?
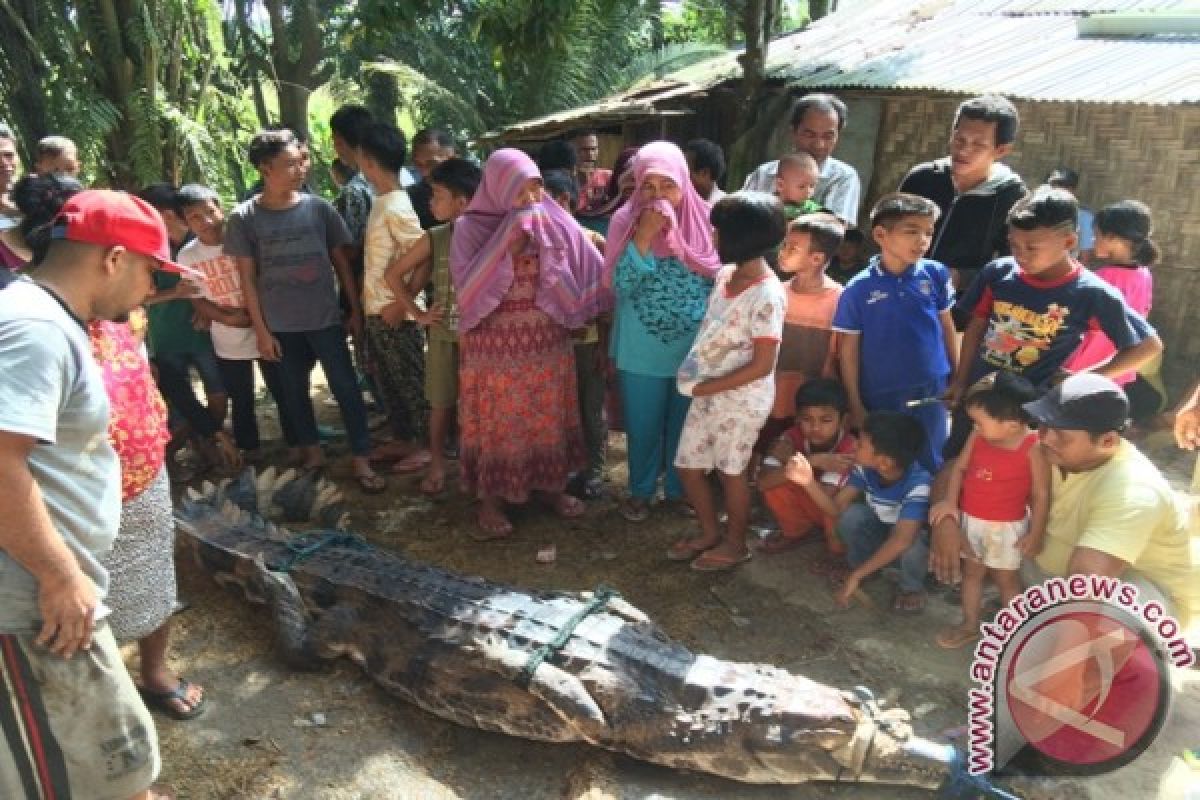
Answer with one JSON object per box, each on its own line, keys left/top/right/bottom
{"left": 449, "top": 148, "right": 609, "bottom": 538}
{"left": 605, "top": 141, "right": 721, "bottom": 523}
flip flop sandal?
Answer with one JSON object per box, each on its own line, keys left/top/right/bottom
{"left": 690, "top": 549, "right": 752, "bottom": 572}
{"left": 892, "top": 590, "right": 928, "bottom": 615}
{"left": 138, "top": 679, "right": 208, "bottom": 721}
{"left": 666, "top": 539, "right": 714, "bottom": 562}
{"left": 936, "top": 626, "right": 982, "bottom": 650}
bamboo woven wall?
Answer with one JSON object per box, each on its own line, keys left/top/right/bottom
{"left": 860, "top": 92, "right": 1200, "bottom": 393}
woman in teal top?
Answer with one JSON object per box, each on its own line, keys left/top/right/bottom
{"left": 603, "top": 142, "right": 721, "bottom": 521}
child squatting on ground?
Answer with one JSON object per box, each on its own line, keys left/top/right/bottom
{"left": 930, "top": 372, "right": 1050, "bottom": 649}
{"left": 789, "top": 411, "right": 933, "bottom": 613}
{"left": 758, "top": 378, "right": 857, "bottom": 557}
{"left": 669, "top": 191, "right": 787, "bottom": 571}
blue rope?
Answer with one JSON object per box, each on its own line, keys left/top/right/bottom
{"left": 274, "top": 531, "right": 372, "bottom": 573}
{"left": 937, "top": 750, "right": 1020, "bottom": 800}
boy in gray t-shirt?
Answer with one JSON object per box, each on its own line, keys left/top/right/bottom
{"left": 224, "top": 194, "right": 351, "bottom": 333}
{"left": 225, "top": 128, "right": 384, "bottom": 492}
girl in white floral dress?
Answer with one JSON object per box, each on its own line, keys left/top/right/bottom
{"left": 669, "top": 192, "right": 788, "bottom": 571}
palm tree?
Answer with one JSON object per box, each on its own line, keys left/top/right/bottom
{"left": 0, "top": 0, "right": 252, "bottom": 192}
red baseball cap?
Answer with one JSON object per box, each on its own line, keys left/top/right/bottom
{"left": 51, "top": 189, "right": 195, "bottom": 275}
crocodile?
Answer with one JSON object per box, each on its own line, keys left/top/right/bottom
{"left": 176, "top": 472, "right": 1015, "bottom": 797}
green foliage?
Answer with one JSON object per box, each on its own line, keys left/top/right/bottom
{"left": 0, "top": 0, "right": 796, "bottom": 194}
{"left": 0, "top": 0, "right": 261, "bottom": 198}
{"left": 664, "top": 0, "right": 741, "bottom": 45}
{"left": 663, "top": 0, "right": 808, "bottom": 46}
{"left": 341, "top": 0, "right": 666, "bottom": 141}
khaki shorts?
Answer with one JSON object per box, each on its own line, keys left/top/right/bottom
{"left": 425, "top": 337, "right": 459, "bottom": 410}
{"left": 963, "top": 512, "right": 1027, "bottom": 571}
{"left": 0, "top": 624, "right": 160, "bottom": 800}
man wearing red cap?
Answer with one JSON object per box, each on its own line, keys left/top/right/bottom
{"left": 0, "top": 190, "right": 178, "bottom": 800}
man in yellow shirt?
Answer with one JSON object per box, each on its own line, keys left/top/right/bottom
{"left": 1023, "top": 373, "right": 1196, "bottom": 630}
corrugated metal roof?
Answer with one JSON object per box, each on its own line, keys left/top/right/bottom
{"left": 967, "top": 0, "right": 1197, "bottom": 14}
{"left": 487, "top": 0, "right": 1200, "bottom": 140}
{"left": 757, "top": 2, "right": 1200, "bottom": 103}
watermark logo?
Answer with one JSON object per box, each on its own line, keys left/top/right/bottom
{"left": 968, "top": 575, "right": 1191, "bottom": 775}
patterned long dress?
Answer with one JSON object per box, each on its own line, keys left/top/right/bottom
{"left": 458, "top": 250, "right": 584, "bottom": 501}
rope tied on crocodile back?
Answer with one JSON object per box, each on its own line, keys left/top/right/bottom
{"left": 516, "top": 585, "right": 621, "bottom": 689}
{"left": 274, "top": 531, "right": 373, "bottom": 573}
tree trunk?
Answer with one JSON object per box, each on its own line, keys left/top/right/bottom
{"left": 261, "top": 0, "right": 332, "bottom": 140}
{"left": 736, "top": 0, "right": 774, "bottom": 130}
{"left": 646, "top": 0, "right": 665, "bottom": 49}
{"left": 277, "top": 84, "right": 313, "bottom": 140}
{"left": 232, "top": 0, "right": 272, "bottom": 127}
{"left": 810, "top": 0, "right": 832, "bottom": 22}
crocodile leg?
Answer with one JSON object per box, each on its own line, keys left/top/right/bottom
{"left": 257, "top": 557, "right": 324, "bottom": 670}
{"left": 475, "top": 634, "right": 611, "bottom": 741}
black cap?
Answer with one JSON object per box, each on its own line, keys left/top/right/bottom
{"left": 1023, "top": 373, "right": 1129, "bottom": 433}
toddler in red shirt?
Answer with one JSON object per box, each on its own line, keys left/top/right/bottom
{"left": 931, "top": 372, "right": 1050, "bottom": 648}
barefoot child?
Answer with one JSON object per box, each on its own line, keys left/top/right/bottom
{"left": 384, "top": 158, "right": 482, "bottom": 494}
{"left": 931, "top": 372, "right": 1050, "bottom": 648}
{"left": 758, "top": 379, "right": 856, "bottom": 556}
{"left": 789, "top": 411, "right": 933, "bottom": 613}
{"left": 669, "top": 192, "right": 787, "bottom": 571}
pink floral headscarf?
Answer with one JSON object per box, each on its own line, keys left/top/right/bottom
{"left": 602, "top": 141, "right": 721, "bottom": 282}
{"left": 449, "top": 148, "right": 610, "bottom": 332}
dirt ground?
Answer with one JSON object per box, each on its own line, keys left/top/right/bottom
{"left": 143, "top": 386, "right": 1200, "bottom": 800}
